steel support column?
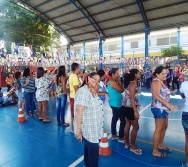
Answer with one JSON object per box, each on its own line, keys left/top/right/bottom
{"left": 144, "top": 29, "right": 149, "bottom": 71}
{"left": 136, "top": 0, "right": 150, "bottom": 71}
{"left": 83, "top": 42, "right": 86, "bottom": 69}
{"left": 176, "top": 27, "right": 180, "bottom": 64}
{"left": 67, "top": 44, "right": 70, "bottom": 60}
{"left": 121, "top": 36, "right": 124, "bottom": 69}
{"left": 99, "top": 37, "right": 103, "bottom": 69}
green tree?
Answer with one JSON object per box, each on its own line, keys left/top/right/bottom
{"left": 162, "top": 45, "right": 184, "bottom": 58}
{"left": 0, "top": 1, "right": 61, "bottom": 55}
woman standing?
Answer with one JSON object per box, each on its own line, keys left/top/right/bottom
{"left": 107, "top": 68, "right": 125, "bottom": 142}
{"left": 74, "top": 72, "right": 103, "bottom": 167}
{"left": 151, "top": 66, "right": 177, "bottom": 158}
{"left": 56, "top": 66, "right": 69, "bottom": 126}
{"left": 122, "top": 69, "right": 142, "bottom": 155}
{"left": 36, "top": 67, "right": 53, "bottom": 123}
{"left": 14, "top": 71, "right": 23, "bottom": 108}
{"left": 21, "top": 68, "right": 35, "bottom": 119}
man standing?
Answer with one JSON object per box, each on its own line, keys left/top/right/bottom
{"left": 145, "top": 68, "right": 151, "bottom": 89}
{"left": 69, "top": 63, "right": 80, "bottom": 133}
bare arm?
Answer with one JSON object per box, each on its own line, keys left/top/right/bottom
{"left": 75, "top": 105, "right": 85, "bottom": 141}
{"left": 129, "top": 82, "right": 137, "bottom": 113}
{"left": 110, "top": 80, "right": 124, "bottom": 93}
{"left": 61, "top": 76, "right": 68, "bottom": 94}
{"left": 74, "top": 85, "right": 79, "bottom": 93}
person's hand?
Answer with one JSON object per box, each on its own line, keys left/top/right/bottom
{"left": 116, "top": 76, "right": 121, "bottom": 83}
{"left": 76, "top": 129, "right": 82, "bottom": 142}
{"left": 134, "top": 112, "right": 139, "bottom": 119}
{"left": 137, "top": 104, "right": 141, "bottom": 110}
{"left": 166, "top": 103, "right": 178, "bottom": 112}
{"left": 26, "top": 78, "right": 30, "bottom": 84}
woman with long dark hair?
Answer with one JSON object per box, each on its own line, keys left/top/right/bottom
{"left": 122, "top": 69, "right": 142, "bottom": 155}
{"left": 151, "top": 66, "right": 177, "bottom": 158}
{"left": 36, "top": 67, "right": 53, "bottom": 123}
{"left": 56, "top": 66, "right": 69, "bottom": 126}
{"left": 20, "top": 68, "right": 35, "bottom": 119}
{"left": 107, "top": 68, "right": 125, "bottom": 142}
{"left": 74, "top": 72, "right": 103, "bottom": 167}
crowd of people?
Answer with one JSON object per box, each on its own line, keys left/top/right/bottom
{"left": 1, "top": 63, "right": 188, "bottom": 167}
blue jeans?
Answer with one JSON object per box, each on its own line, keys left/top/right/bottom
{"left": 83, "top": 138, "right": 99, "bottom": 167}
{"left": 24, "top": 91, "right": 35, "bottom": 116}
{"left": 15, "top": 90, "right": 23, "bottom": 107}
{"left": 110, "top": 106, "right": 125, "bottom": 138}
{"left": 56, "top": 94, "right": 67, "bottom": 124}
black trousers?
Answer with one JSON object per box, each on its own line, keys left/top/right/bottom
{"left": 172, "top": 77, "right": 179, "bottom": 90}
{"left": 83, "top": 138, "right": 99, "bottom": 167}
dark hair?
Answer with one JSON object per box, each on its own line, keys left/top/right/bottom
{"left": 37, "top": 67, "right": 45, "bottom": 78}
{"left": 81, "top": 72, "right": 99, "bottom": 87}
{"left": 153, "top": 66, "right": 165, "bottom": 77}
{"left": 97, "top": 69, "right": 105, "bottom": 78}
{"left": 23, "top": 68, "right": 30, "bottom": 78}
{"left": 109, "top": 68, "right": 118, "bottom": 77}
{"left": 55, "top": 69, "right": 57, "bottom": 74}
{"left": 15, "top": 71, "right": 21, "bottom": 79}
{"left": 123, "top": 69, "right": 139, "bottom": 89}
{"left": 71, "top": 63, "right": 79, "bottom": 72}
{"left": 56, "top": 66, "right": 66, "bottom": 85}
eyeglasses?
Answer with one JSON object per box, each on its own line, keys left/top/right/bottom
{"left": 91, "top": 77, "right": 100, "bottom": 83}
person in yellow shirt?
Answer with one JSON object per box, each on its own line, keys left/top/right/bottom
{"left": 69, "top": 63, "right": 80, "bottom": 132}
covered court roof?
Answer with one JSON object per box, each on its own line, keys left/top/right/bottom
{"left": 9, "top": 0, "right": 188, "bottom": 44}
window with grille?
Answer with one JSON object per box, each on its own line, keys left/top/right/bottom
{"left": 170, "top": 36, "right": 177, "bottom": 44}
{"left": 131, "top": 41, "right": 138, "bottom": 48}
{"left": 108, "top": 44, "right": 115, "bottom": 51}
{"left": 157, "top": 37, "right": 169, "bottom": 46}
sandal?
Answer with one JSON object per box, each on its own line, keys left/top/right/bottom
{"left": 130, "top": 148, "right": 142, "bottom": 155}
{"left": 152, "top": 152, "right": 166, "bottom": 158}
{"left": 43, "top": 120, "right": 51, "bottom": 123}
{"left": 158, "top": 146, "right": 172, "bottom": 152}
{"left": 31, "top": 114, "right": 36, "bottom": 117}
{"left": 62, "top": 123, "right": 69, "bottom": 126}
{"left": 26, "top": 116, "right": 30, "bottom": 119}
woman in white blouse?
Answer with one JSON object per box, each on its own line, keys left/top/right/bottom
{"left": 74, "top": 72, "right": 103, "bottom": 167}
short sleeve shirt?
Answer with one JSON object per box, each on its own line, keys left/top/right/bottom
{"left": 69, "top": 73, "right": 80, "bottom": 98}
{"left": 74, "top": 85, "right": 104, "bottom": 143}
{"left": 180, "top": 81, "right": 188, "bottom": 112}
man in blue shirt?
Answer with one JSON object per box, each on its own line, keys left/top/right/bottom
{"left": 145, "top": 68, "right": 151, "bottom": 89}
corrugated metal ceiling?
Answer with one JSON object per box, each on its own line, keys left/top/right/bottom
{"left": 8, "top": 0, "right": 188, "bottom": 44}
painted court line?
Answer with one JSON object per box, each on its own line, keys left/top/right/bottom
{"left": 140, "top": 117, "right": 181, "bottom": 121}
